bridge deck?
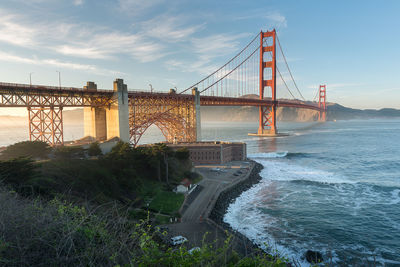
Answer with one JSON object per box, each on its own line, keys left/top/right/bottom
{"left": 0, "top": 82, "right": 322, "bottom": 111}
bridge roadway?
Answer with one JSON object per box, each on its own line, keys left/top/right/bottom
{"left": 0, "top": 82, "right": 322, "bottom": 111}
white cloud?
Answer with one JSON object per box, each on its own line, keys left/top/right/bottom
{"left": 265, "top": 12, "right": 287, "bottom": 28}
{"left": 55, "top": 29, "right": 166, "bottom": 62}
{"left": 235, "top": 11, "right": 287, "bottom": 29}
{"left": 140, "top": 15, "right": 204, "bottom": 42}
{"left": 56, "top": 45, "right": 107, "bottom": 59}
{"left": 165, "top": 59, "right": 185, "bottom": 71}
{"left": 0, "top": 13, "right": 38, "bottom": 46}
{"left": 0, "top": 50, "right": 122, "bottom": 75}
{"left": 118, "top": 0, "right": 164, "bottom": 14}
{"left": 0, "top": 8, "right": 166, "bottom": 63}
{"left": 192, "top": 34, "right": 243, "bottom": 58}
{"left": 73, "top": 0, "right": 83, "bottom": 6}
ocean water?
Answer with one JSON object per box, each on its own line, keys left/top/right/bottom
{"left": 1, "top": 118, "right": 399, "bottom": 265}
{"left": 219, "top": 120, "right": 400, "bottom": 266}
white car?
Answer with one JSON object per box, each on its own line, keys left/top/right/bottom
{"left": 188, "top": 247, "right": 201, "bottom": 254}
{"left": 170, "top": 235, "right": 187, "bottom": 246}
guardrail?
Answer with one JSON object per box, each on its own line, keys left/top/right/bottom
{"left": 0, "top": 82, "right": 113, "bottom": 93}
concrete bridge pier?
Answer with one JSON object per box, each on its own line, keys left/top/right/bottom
{"left": 83, "top": 79, "right": 130, "bottom": 142}
{"left": 83, "top": 82, "right": 107, "bottom": 141}
{"left": 193, "top": 87, "right": 201, "bottom": 141}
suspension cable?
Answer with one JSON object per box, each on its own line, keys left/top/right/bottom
{"left": 199, "top": 45, "right": 260, "bottom": 93}
{"left": 313, "top": 87, "right": 320, "bottom": 102}
{"left": 263, "top": 36, "right": 296, "bottom": 100}
{"left": 180, "top": 32, "right": 261, "bottom": 94}
{"left": 276, "top": 33, "right": 306, "bottom": 101}
{"left": 277, "top": 67, "right": 296, "bottom": 99}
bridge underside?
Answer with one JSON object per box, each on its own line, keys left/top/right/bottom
{"left": 128, "top": 93, "right": 197, "bottom": 146}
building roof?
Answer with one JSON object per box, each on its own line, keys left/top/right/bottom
{"left": 180, "top": 178, "right": 191, "bottom": 188}
{"left": 168, "top": 141, "right": 245, "bottom": 147}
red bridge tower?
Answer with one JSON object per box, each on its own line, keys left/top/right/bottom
{"left": 257, "top": 29, "right": 277, "bottom": 135}
{"left": 319, "top": 85, "right": 327, "bottom": 121}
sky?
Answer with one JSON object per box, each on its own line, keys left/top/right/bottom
{"left": 0, "top": 0, "right": 399, "bottom": 111}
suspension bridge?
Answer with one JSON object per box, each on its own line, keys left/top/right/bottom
{"left": 0, "top": 29, "right": 326, "bottom": 146}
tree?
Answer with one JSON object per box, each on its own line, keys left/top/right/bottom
{"left": 145, "top": 144, "right": 172, "bottom": 184}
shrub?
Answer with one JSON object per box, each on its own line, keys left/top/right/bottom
{"left": 0, "top": 141, "right": 50, "bottom": 160}
{"left": 0, "top": 188, "right": 288, "bottom": 266}
{"left": 175, "top": 147, "right": 190, "bottom": 160}
{"left": 54, "top": 146, "right": 85, "bottom": 159}
{"left": 88, "top": 142, "right": 102, "bottom": 156}
{"left": 0, "top": 158, "right": 38, "bottom": 187}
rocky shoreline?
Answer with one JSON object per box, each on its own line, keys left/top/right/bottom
{"left": 208, "top": 161, "right": 264, "bottom": 253}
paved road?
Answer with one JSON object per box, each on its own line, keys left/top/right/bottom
{"left": 181, "top": 161, "right": 253, "bottom": 222}
{"left": 161, "top": 160, "right": 257, "bottom": 256}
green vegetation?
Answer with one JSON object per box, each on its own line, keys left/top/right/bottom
{"left": 175, "top": 147, "right": 190, "bottom": 160}
{"left": 0, "top": 141, "right": 50, "bottom": 160}
{"left": 0, "top": 188, "right": 287, "bottom": 266}
{"left": 88, "top": 141, "right": 102, "bottom": 156}
{"left": 149, "top": 191, "right": 185, "bottom": 215}
{"left": 0, "top": 141, "right": 289, "bottom": 266}
{"left": 54, "top": 145, "right": 85, "bottom": 159}
{"left": 0, "top": 141, "right": 192, "bottom": 204}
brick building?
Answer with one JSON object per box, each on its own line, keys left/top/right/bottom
{"left": 168, "top": 141, "right": 246, "bottom": 164}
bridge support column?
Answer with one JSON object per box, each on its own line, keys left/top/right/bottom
{"left": 192, "top": 87, "right": 201, "bottom": 141}
{"left": 249, "top": 29, "right": 278, "bottom": 137}
{"left": 28, "top": 106, "right": 63, "bottom": 146}
{"left": 84, "top": 82, "right": 107, "bottom": 141}
{"left": 84, "top": 107, "right": 107, "bottom": 141}
{"left": 83, "top": 80, "right": 129, "bottom": 142}
{"left": 106, "top": 79, "right": 130, "bottom": 142}
{"left": 319, "top": 85, "right": 327, "bottom": 121}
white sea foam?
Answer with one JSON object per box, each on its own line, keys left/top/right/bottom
{"left": 256, "top": 159, "right": 352, "bottom": 185}
{"left": 248, "top": 151, "right": 288, "bottom": 159}
{"left": 225, "top": 150, "right": 400, "bottom": 265}
{"left": 224, "top": 158, "right": 359, "bottom": 265}
{"left": 223, "top": 181, "right": 305, "bottom": 265}
{"left": 390, "top": 189, "right": 400, "bottom": 204}
{"left": 223, "top": 178, "right": 340, "bottom": 266}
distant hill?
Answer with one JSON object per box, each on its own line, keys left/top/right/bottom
{"left": 201, "top": 103, "right": 400, "bottom": 122}
{"left": 199, "top": 93, "right": 400, "bottom": 121}
{"left": 1, "top": 103, "right": 400, "bottom": 126}
{"left": 326, "top": 104, "right": 400, "bottom": 120}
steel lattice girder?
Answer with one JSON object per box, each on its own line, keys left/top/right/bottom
{"left": 0, "top": 84, "right": 114, "bottom": 108}
{"left": 28, "top": 106, "right": 64, "bottom": 146}
{"left": 128, "top": 94, "right": 196, "bottom": 146}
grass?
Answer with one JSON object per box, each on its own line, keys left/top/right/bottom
{"left": 155, "top": 214, "right": 171, "bottom": 225}
{"left": 138, "top": 180, "right": 162, "bottom": 203}
{"left": 149, "top": 191, "right": 185, "bottom": 215}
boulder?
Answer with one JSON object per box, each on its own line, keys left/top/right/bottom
{"left": 305, "top": 250, "right": 323, "bottom": 263}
